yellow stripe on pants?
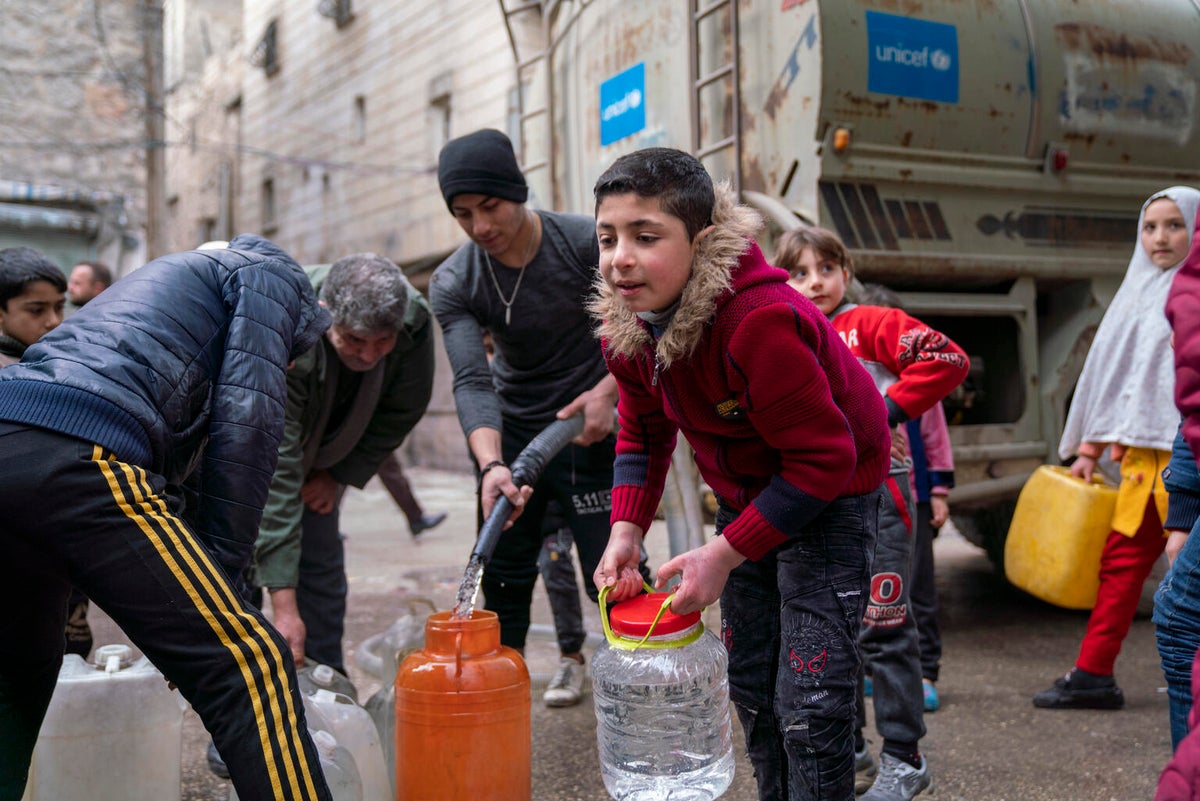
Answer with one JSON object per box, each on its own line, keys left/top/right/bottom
{"left": 94, "top": 447, "right": 320, "bottom": 801}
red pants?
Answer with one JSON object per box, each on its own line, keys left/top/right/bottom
{"left": 1076, "top": 499, "right": 1166, "bottom": 675}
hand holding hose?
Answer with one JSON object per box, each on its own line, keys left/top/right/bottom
{"left": 557, "top": 374, "right": 619, "bottom": 446}
{"left": 470, "top": 414, "right": 585, "bottom": 564}
{"left": 479, "top": 462, "right": 532, "bottom": 529}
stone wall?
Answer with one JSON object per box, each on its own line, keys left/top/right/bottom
{"left": 165, "top": 0, "right": 529, "bottom": 469}
{"left": 0, "top": 0, "right": 149, "bottom": 271}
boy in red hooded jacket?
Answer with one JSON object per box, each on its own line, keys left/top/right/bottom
{"left": 591, "top": 148, "right": 891, "bottom": 801}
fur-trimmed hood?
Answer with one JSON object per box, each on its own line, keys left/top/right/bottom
{"left": 591, "top": 181, "right": 763, "bottom": 367}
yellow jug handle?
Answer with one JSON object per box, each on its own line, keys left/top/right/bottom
{"left": 1052, "top": 463, "right": 1115, "bottom": 488}
{"left": 598, "top": 582, "right": 701, "bottom": 651}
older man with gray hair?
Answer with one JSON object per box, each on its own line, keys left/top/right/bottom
{"left": 252, "top": 253, "right": 435, "bottom": 677}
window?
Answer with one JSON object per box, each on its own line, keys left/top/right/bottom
{"left": 317, "top": 0, "right": 354, "bottom": 28}
{"left": 428, "top": 72, "right": 453, "bottom": 158}
{"left": 250, "top": 20, "right": 279, "bottom": 77}
{"left": 261, "top": 177, "right": 277, "bottom": 232}
{"left": 354, "top": 95, "right": 366, "bottom": 144}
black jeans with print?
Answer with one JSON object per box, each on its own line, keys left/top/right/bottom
{"left": 718, "top": 488, "right": 880, "bottom": 801}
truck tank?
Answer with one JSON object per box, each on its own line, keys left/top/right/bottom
{"left": 502, "top": 0, "right": 1200, "bottom": 565}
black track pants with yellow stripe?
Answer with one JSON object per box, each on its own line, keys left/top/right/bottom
{"left": 0, "top": 423, "right": 332, "bottom": 801}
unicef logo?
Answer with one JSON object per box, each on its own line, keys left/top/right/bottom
{"left": 602, "top": 88, "right": 643, "bottom": 122}
{"left": 874, "top": 45, "right": 952, "bottom": 72}
{"left": 865, "top": 12, "right": 959, "bottom": 103}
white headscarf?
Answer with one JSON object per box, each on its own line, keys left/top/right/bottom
{"left": 1059, "top": 185, "right": 1200, "bottom": 459}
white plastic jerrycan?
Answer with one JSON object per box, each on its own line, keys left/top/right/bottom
{"left": 21, "top": 643, "right": 187, "bottom": 801}
{"left": 299, "top": 661, "right": 360, "bottom": 702}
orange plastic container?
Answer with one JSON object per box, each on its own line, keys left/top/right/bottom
{"left": 1004, "top": 465, "right": 1118, "bottom": 610}
{"left": 393, "top": 609, "right": 529, "bottom": 801}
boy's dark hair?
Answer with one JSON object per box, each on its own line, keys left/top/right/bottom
{"left": 0, "top": 247, "right": 66, "bottom": 309}
{"left": 774, "top": 225, "right": 855, "bottom": 280}
{"left": 75, "top": 260, "right": 113, "bottom": 288}
{"left": 593, "top": 148, "right": 714, "bottom": 241}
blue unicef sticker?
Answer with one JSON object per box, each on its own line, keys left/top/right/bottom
{"left": 600, "top": 63, "right": 646, "bottom": 146}
{"left": 866, "top": 11, "right": 958, "bottom": 104}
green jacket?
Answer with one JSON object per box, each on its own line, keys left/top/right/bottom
{"left": 252, "top": 263, "right": 435, "bottom": 588}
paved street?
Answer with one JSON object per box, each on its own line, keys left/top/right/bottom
{"left": 84, "top": 465, "right": 1171, "bottom": 801}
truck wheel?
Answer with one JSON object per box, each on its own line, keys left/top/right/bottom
{"left": 971, "top": 500, "right": 1017, "bottom": 575}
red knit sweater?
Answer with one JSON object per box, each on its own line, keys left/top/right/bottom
{"left": 603, "top": 242, "right": 891, "bottom": 561}
{"left": 828, "top": 304, "right": 970, "bottom": 424}
{"left": 1168, "top": 213, "right": 1200, "bottom": 469}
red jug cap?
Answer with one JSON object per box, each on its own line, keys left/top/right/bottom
{"left": 608, "top": 592, "right": 701, "bottom": 639}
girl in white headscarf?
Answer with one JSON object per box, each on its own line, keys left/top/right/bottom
{"left": 1034, "top": 185, "right": 1200, "bottom": 710}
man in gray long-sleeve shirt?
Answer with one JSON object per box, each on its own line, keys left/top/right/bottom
{"left": 429, "top": 129, "right": 628, "bottom": 708}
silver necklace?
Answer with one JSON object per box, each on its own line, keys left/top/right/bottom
{"left": 484, "top": 212, "right": 538, "bottom": 325}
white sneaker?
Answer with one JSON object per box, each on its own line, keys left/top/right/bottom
{"left": 543, "top": 656, "right": 585, "bottom": 707}
{"left": 860, "top": 753, "right": 932, "bottom": 801}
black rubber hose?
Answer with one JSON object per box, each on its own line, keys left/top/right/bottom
{"left": 470, "top": 414, "right": 586, "bottom": 564}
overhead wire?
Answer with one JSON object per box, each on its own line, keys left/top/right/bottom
{"left": 0, "top": 137, "right": 435, "bottom": 179}
{"left": 1, "top": 1, "right": 434, "bottom": 179}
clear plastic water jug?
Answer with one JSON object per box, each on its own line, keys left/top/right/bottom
{"left": 362, "top": 686, "right": 395, "bottom": 794}
{"left": 592, "top": 586, "right": 735, "bottom": 801}
{"left": 314, "top": 729, "right": 365, "bottom": 801}
{"left": 306, "top": 688, "right": 391, "bottom": 801}
{"left": 229, "top": 728, "right": 364, "bottom": 801}
{"left": 356, "top": 598, "right": 436, "bottom": 682}
{"left": 21, "top": 643, "right": 186, "bottom": 801}
{"left": 357, "top": 597, "right": 436, "bottom": 793}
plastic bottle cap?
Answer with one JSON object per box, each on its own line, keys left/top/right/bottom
{"left": 311, "top": 664, "right": 334, "bottom": 686}
{"left": 608, "top": 592, "right": 702, "bottom": 639}
{"left": 312, "top": 728, "right": 337, "bottom": 758}
{"left": 93, "top": 644, "right": 134, "bottom": 673}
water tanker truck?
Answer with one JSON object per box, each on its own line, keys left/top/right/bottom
{"left": 500, "top": 0, "right": 1200, "bottom": 565}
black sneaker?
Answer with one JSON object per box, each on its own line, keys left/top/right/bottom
{"left": 411, "top": 511, "right": 447, "bottom": 538}
{"left": 206, "top": 739, "right": 230, "bottom": 779}
{"left": 1033, "top": 670, "right": 1124, "bottom": 709}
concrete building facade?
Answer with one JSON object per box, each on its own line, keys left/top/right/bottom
{"left": 163, "top": 0, "right": 544, "bottom": 468}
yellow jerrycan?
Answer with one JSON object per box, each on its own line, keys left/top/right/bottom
{"left": 1004, "top": 465, "right": 1118, "bottom": 610}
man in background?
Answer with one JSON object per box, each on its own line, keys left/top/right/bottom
{"left": 65, "top": 260, "right": 112, "bottom": 313}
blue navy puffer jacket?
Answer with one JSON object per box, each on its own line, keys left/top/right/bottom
{"left": 0, "top": 234, "right": 331, "bottom": 577}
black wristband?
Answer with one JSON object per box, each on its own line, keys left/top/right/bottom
{"left": 478, "top": 459, "right": 508, "bottom": 490}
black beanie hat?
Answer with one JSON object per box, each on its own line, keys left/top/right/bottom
{"left": 437, "top": 129, "right": 529, "bottom": 209}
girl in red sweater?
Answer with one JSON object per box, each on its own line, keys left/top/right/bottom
{"left": 777, "top": 225, "right": 968, "bottom": 801}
